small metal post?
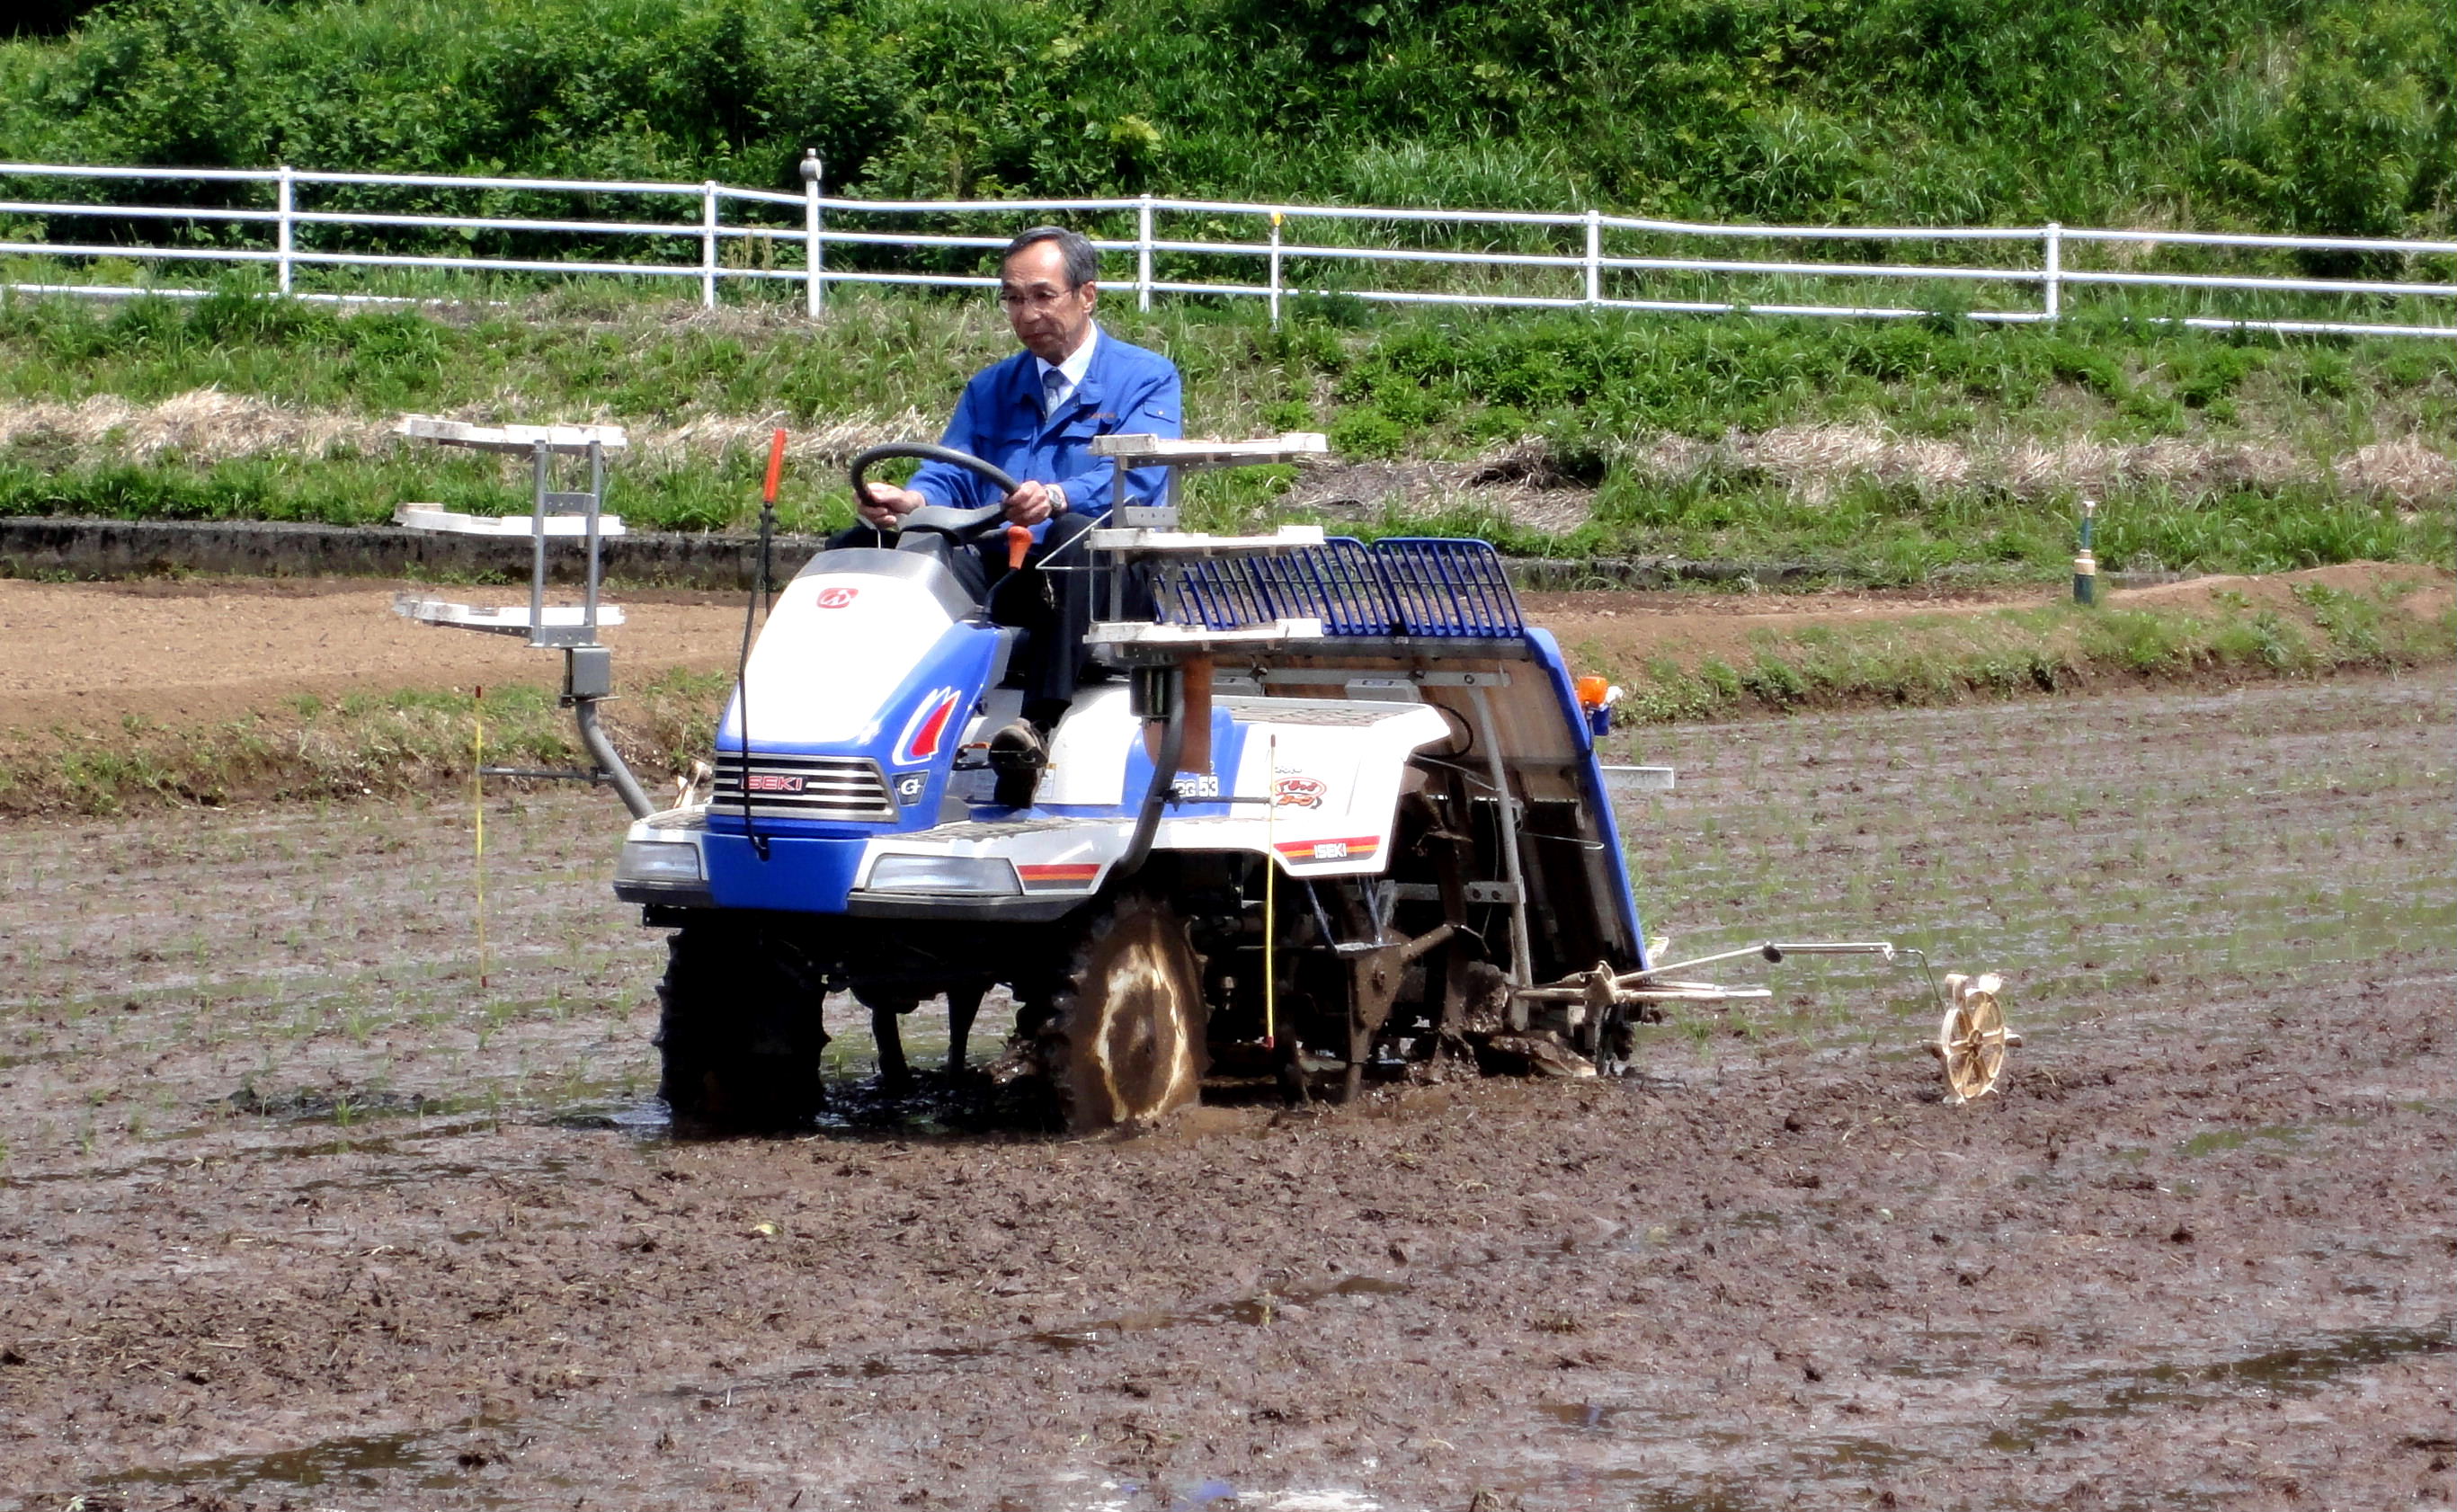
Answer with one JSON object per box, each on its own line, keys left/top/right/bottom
{"left": 529, "top": 440, "right": 551, "bottom": 645}
{"left": 1137, "top": 194, "right": 1154, "bottom": 312}
{"left": 2043, "top": 221, "right": 2062, "bottom": 323}
{"left": 583, "top": 440, "right": 604, "bottom": 633}
{"left": 275, "top": 165, "right": 295, "bottom": 297}
{"left": 2073, "top": 497, "right": 2098, "bottom": 606}
{"left": 700, "top": 181, "right": 719, "bottom": 309}
{"left": 1584, "top": 208, "right": 1601, "bottom": 306}
{"left": 1268, "top": 210, "right": 1284, "bottom": 328}
{"left": 1466, "top": 683, "right": 1536, "bottom": 1004}
{"left": 800, "top": 150, "right": 824, "bottom": 318}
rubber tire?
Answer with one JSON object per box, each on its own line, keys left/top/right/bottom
{"left": 654, "top": 921, "right": 829, "bottom": 1134}
{"left": 1040, "top": 895, "right": 1208, "bottom": 1133}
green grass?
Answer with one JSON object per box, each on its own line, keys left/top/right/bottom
{"left": 1, "top": 286, "right": 2449, "bottom": 580}
{"left": 1581, "top": 572, "right": 2454, "bottom": 725}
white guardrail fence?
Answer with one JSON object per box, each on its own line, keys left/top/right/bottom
{"left": 1, "top": 157, "right": 2452, "bottom": 337}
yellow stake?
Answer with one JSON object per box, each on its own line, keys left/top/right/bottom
{"left": 1263, "top": 733, "right": 1277, "bottom": 1050}
{"left": 473, "top": 685, "right": 487, "bottom": 992}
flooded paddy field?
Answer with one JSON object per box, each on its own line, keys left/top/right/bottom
{"left": 0, "top": 673, "right": 2447, "bottom": 1511}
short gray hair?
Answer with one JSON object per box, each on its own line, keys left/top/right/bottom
{"left": 1003, "top": 226, "right": 1099, "bottom": 289}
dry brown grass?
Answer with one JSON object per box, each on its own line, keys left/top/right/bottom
{"left": 7, "top": 395, "right": 2450, "bottom": 528}
{"left": 0, "top": 387, "right": 933, "bottom": 471}
{"left": 1617, "top": 423, "right": 2451, "bottom": 507}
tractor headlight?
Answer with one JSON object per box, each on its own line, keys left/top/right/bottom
{"left": 864, "top": 854, "right": 1020, "bottom": 896}
{"left": 617, "top": 839, "right": 705, "bottom": 885}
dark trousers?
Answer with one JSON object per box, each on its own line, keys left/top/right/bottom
{"left": 826, "top": 513, "right": 1096, "bottom": 725}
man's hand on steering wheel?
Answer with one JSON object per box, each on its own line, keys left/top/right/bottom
{"left": 1002, "top": 480, "right": 1063, "bottom": 528}
{"left": 859, "top": 481, "right": 924, "bottom": 529}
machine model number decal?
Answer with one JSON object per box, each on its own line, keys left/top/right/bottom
{"left": 893, "top": 771, "right": 929, "bottom": 805}
{"left": 745, "top": 772, "right": 804, "bottom": 794}
{"left": 1271, "top": 775, "right": 1325, "bottom": 809}
{"left": 815, "top": 586, "right": 860, "bottom": 609}
{"left": 1171, "top": 771, "right": 1221, "bottom": 799}
{"left": 892, "top": 688, "right": 964, "bottom": 765}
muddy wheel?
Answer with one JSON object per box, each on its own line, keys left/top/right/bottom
{"left": 1040, "top": 894, "right": 1208, "bottom": 1133}
{"left": 655, "top": 921, "right": 828, "bottom": 1133}
{"left": 1934, "top": 976, "right": 2012, "bottom": 1104}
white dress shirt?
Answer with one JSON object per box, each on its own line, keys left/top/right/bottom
{"left": 1031, "top": 325, "right": 1099, "bottom": 514}
{"left": 1036, "top": 324, "right": 1100, "bottom": 420}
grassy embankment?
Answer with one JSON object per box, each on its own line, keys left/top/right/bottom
{"left": 0, "top": 0, "right": 2448, "bottom": 582}
{"left": 0, "top": 289, "right": 2450, "bottom": 584}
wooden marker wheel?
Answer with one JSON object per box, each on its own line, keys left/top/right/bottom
{"left": 1931, "top": 973, "right": 2017, "bottom": 1104}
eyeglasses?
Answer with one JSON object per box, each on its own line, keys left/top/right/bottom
{"left": 996, "top": 286, "right": 1079, "bottom": 309}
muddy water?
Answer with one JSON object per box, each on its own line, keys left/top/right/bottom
{"left": 0, "top": 673, "right": 2449, "bottom": 1510}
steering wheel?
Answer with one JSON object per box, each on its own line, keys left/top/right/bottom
{"left": 848, "top": 442, "right": 1017, "bottom": 542}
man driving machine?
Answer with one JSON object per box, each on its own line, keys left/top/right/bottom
{"left": 843, "top": 226, "right": 1181, "bottom": 799}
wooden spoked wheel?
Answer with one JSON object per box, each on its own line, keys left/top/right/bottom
{"left": 1934, "top": 975, "right": 2014, "bottom": 1104}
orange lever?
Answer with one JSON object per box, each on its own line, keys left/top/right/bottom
{"left": 761, "top": 428, "right": 788, "bottom": 504}
{"left": 1006, "top": 523, "right": 1032, "bottom": 571}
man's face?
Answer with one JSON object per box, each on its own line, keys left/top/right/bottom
{"left": 999, "top": 240, "right": 1096, "bottom": 365}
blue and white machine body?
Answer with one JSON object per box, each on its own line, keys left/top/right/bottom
{"left": 616, "top": 524, "right": 1650, "bottom": 987}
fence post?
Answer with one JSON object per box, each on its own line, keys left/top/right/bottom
{"left": 801, "top": 150, "right": 824, "bottom": 319}
{"left": 2043, "top": 221, "right": 2062, "bottom": 323}
{"left": 1137, "top": 194, "right": 1153, "bottom": 313}
{"left": 700, "top": 181, "right": 719, "bottom": 310}
{"left": 1584, "top": 208, "right": 1601, "bottom": 307}
{"left": 276, "top": 165, "right": 295, "bottom": 297}
{"left": 1268, "top": 210, "right": 1284, "bottom": 329}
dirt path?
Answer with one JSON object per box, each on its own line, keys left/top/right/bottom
{"left": 0, "top": 578, "right": 751, "bottom": 732}
{"left": 4, "top": 563, "right": 2444, "bottom": 740}
{"left": 0, "top": 674, "right": 2447, "bottom": 1510}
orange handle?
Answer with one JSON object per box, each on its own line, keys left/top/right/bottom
{"left": 761, "top": 428, "right": 788, "bottom": 504}
{"left": 1007, "top": 523, "right": 1032, "bottom": 570}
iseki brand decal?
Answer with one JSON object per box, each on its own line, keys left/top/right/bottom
{"left": 1271, "top": 775, "right": 1325, "bottom": 809}
{"left": 745, "top": 772, "right": 804, "bottom": 794}
{"left": 1275, "top": 835, "right": 1380, "bottom": 863}
{"left": 893, "top": 771, "right": 929, "bottom": 805}
{"left": 815, "top": 585, "right": 860, "bottom": 609}
{"left": 892, "top": 688, "right": 964, "bottom": 765}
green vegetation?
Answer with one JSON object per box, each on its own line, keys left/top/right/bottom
{"left": 1578, "top": 571, "right": 2454, "bottom": 724}
{"left": 1, "top": 288, "right": 2448, "bottom": 582}
{"left": 0, "top": 2, "right": 2448, "bottom": 583}
{"left": 1, "top": 0, "right": 2449, "bottom": 239}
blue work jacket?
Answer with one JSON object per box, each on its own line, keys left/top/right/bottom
{"left": 906, "top": 329, "right": 1181, "bottom": 529}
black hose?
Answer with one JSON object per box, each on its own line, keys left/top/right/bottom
{"left": 1115, "top": 668, "right": 1185, "bottom": 879}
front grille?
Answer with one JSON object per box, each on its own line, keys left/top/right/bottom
{"left": 709, "top": 754, "right": 897, "bottom": 823}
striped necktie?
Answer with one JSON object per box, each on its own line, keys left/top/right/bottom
{"left": 1041, "top": 367, "right": 1065, "bottom": 418}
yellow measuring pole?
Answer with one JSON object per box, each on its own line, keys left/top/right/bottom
{"left": 473, "top": 685, "right": 487, "bottom": 992}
